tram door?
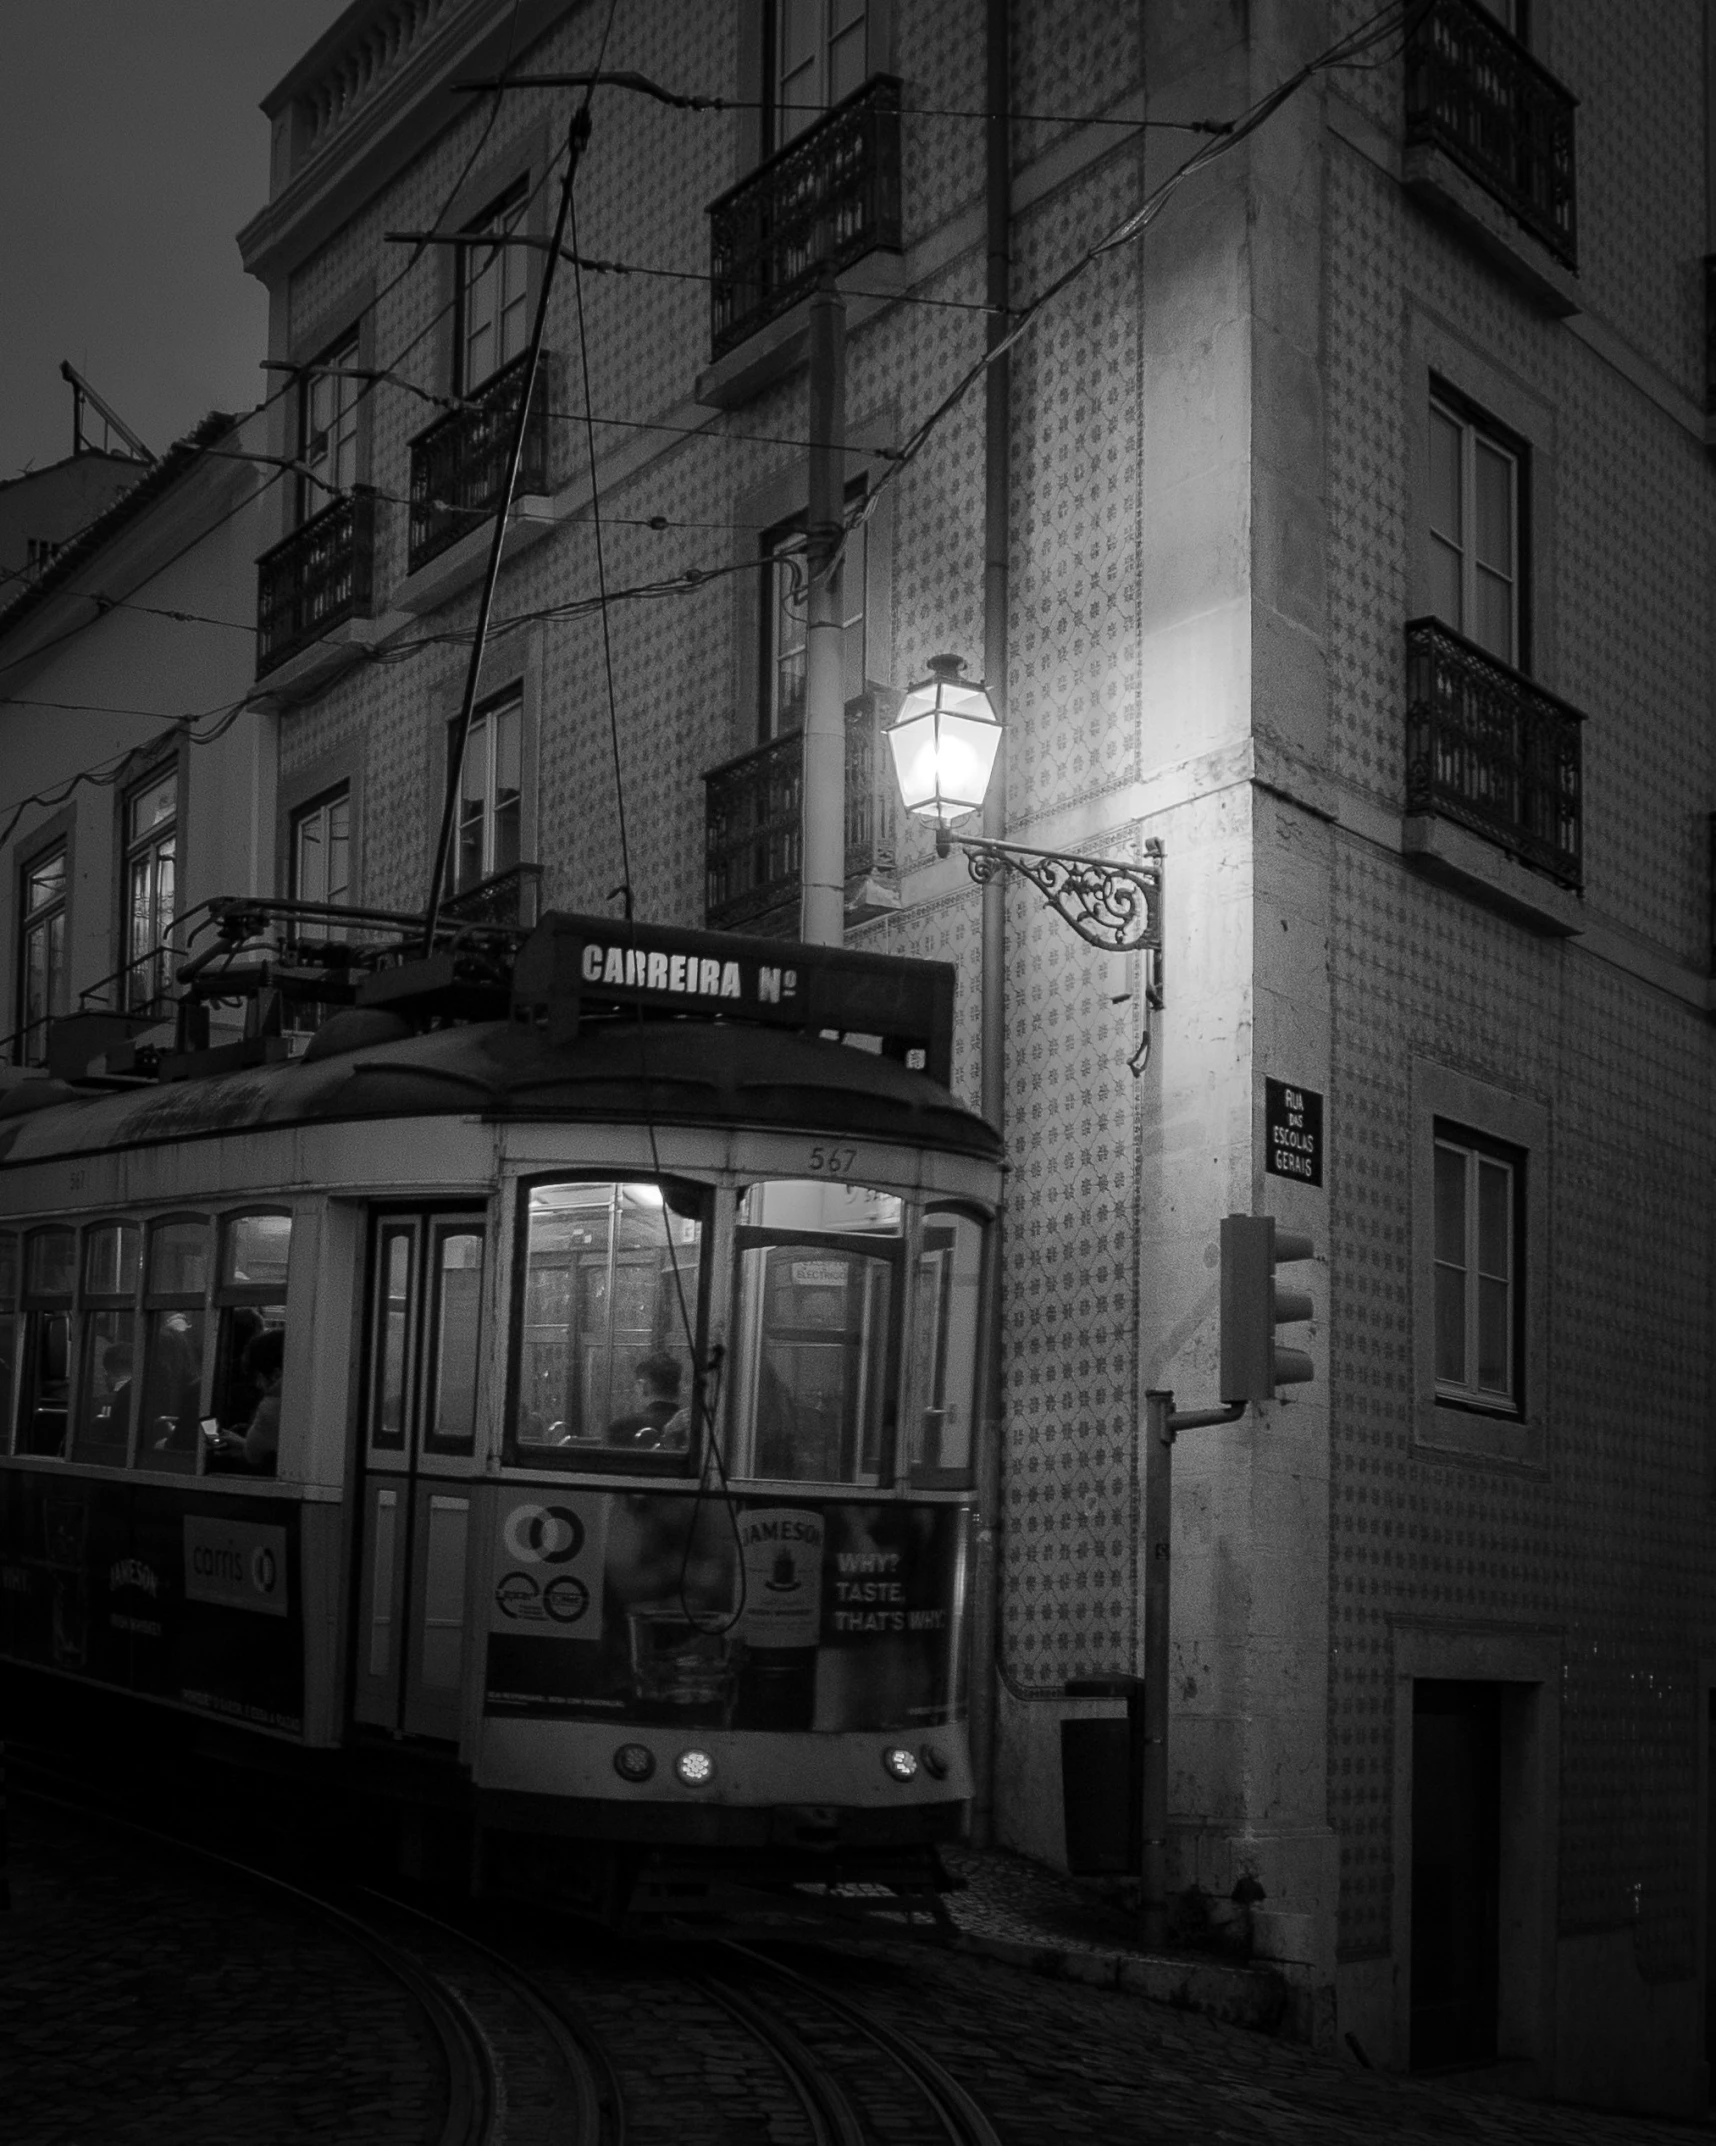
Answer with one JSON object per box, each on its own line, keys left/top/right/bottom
{"left": 351, "top": 1209, "right": 486, "bottom": 1741}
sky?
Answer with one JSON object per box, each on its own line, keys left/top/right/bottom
{"left": 1, "top": 1, "right": 354, "bottom": 482}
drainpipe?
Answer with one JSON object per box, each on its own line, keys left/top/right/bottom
{"left": 800, "top": 264, "right": 848, "bottom": 947}
{"left": 969, "top": 0, "right": 1011, "bottom": 1851}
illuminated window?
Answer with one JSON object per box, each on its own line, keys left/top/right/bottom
{"left": 906, "top": 1208, "right": 986, "bottom": 1481}
{"left": 730, "top": 1179, "right": 901, "bottom": 1485}
{"left": 17, "top": 844, "right": 66, "bottom": 1066}
{"left": 514, "top": 1181, "right": 703, "bottom": 1464}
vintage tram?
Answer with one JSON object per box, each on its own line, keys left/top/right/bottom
{"left": 0, "top": 909, "right": 1001, "bottom": 1923}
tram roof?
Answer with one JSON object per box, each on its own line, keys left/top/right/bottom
{"left": 0, "top": 1015, "right": 1001, "bottom": 1171}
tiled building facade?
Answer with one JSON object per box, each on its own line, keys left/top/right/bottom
{"left": 4, "top": 0, "right": 1711, "bottom": 2115}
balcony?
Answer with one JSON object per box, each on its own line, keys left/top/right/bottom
{"left": 255, "top": 487, "right": 377, "bottom": 676}
{"left": 704, "top": 695, "right": 897, "bottom": 935}
{"left": 1404, "top": 0, "right": 1577, "bottom": 271}
{"left": 1405, "top": 617, "right": 1582, "bottom": 891}
{"left": 708, "top": 75, "right": 902, "bottom": 360}
{"left": 440, "top": 861, "right": 542, "bottom": 931}
{"left": 408, "top": 350, "right": 549, "bottom": 574}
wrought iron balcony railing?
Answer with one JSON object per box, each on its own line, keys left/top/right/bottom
{"left": 255, "top": 486, "right": 377, "bottom": 676}
{"left": 708, "top": 75, "right": 902, "bottom": 360}
{"left": 440, "top": 861, "right": 542, "bottom": 930}
{"left": 1405, "top": 617, "right": 1582, "bottom": 889}
{"left": 703, "top": 695, "right": 897, "bottom": 934}
{"left": 408, "top": 349, "right": 549, "bottom": 574}
{"left": 1404, "top": 0, "right": 1577, "bottom": 269}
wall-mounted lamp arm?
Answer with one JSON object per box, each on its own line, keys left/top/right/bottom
{"left": 938, "top": 828, "right": 1164, "bottom": 965}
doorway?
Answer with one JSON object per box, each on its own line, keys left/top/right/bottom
{"left": 1410, "top": 1678, "right": 1501, "bottom": 2069}
{"left": 350, "top": 1207, "right": 486, "bottom": 1742}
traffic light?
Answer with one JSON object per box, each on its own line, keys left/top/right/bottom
{"left": 1220, "top": 1214, "right": 1316, "bottom": 1403}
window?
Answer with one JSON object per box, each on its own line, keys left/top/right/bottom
{"left": 449, "top": 689, "right": 522, "bottom": 894}
{"left": 0, "top": 1232, "right": 17, "bottom": 1451}
{"left": 73, "top": 1222, "right": 140, "bottom": 1464}
{"left": 906, "top": 1207, "right": 985, "bottom": 1481}
{"left": 138, "top": 1216, "right": 209, "bottom": 1473}
{"left": 513, "top": 1181, "right": 704, "bottom": 1466}
{"left": 123, "top": 769, "right": 177, "bottom": 1016}
{"left": 17, "top": 844, "right": 67, "bottom": 1066}
{"left": 366, "top": 1213, "right": 487, "bottom": 1460}
{"left": 208, "top": 1211, "right": 290, "bottom": 1477}
{"left": 16, "top": 1226, "right": 73, "bottom": 1457}
{"left": 292, "top": 787, "right": 351, "bottom": 911}
{"left": 1428, "top": 393, "right": 1522, "bottom": 668}
{"left": 759, "top": 495, "right": 867, "bottom": 741}
{"left": 770, "top": 0, "right": 868, "bottom": 147}
{"left": 1433, "top": 1128, "right": 1522, "bottom": 1411}
{"left": 730, "top": 1179, "right": 902, "bottom": 1484}
{"left": 459, "top": 181, "right": 530, "bottom": 391}
{"left": 298, "top": 332, "right": 360, "bottom": 520}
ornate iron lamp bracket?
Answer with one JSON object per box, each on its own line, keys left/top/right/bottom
{"left": 941, "top": 829, "right": 1165, "bottom": 1072}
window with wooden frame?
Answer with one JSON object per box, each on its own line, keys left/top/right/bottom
{"left": 458, "top": 179, "right": 531, "bottom": 392}
{"left": 297, "top": 329, "right": 361, "bottom": 522}
{"left": 758, "top": 490, "right": 867, "bottom": 742}
{"left": 1427, "top": 390, "right": 1525, "bottom": 669}
{"left": 768, "top": 0, "right": 869, "bottom": 148}
{"left": 122, "top": 767, "right": 178, "bottom": 1016}
{"left": 16, "top": 842, "right": 67, "bottom": 1066}
{"left": 448, "top": 689, "right": 523, "bottom": 895}
{"left": 1433, "top": 1124, "right": 1524, "bottom": 1414}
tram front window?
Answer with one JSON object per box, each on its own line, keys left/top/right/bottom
{"left": 515, "top": 1181, "right": 701, "bottom": 1460}
{"left": 731, "top": 1181, "right": 902, "bottom": 1485}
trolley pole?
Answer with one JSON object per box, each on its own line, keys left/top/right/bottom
{"left": 800, "top": 258, "right": 848, "bottom": 948}
{"left": 1141, "top": 1389, "right": 1242, "bottom": 1948}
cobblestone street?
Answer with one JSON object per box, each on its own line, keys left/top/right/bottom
{"left": 4, "top": 1796, "right": 1710, "bottom": 2144}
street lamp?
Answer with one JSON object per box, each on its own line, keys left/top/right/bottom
{"left": 884, "top": 654, "right": 1165, "bottom": 970}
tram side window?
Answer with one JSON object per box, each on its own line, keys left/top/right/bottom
{"left": 72, "top": 1221, "right": 140, "bottom": 1463}
{"left": 208, "top": 1211, "right": 290, "bottom": 1476}
{"left": 906, "top": 1209, "right": 986, "bottom": 1482}
{"left": 0, "top": 1232, "right": 17, "bottom": 1451}
{"left": 514, "top": 1181, "right": 702, "bottom": 1463}
{"left": 138, "top": 1217, "right": 209, "bottom": 1474}
{"left": 730, "top": 1181, "right": 902, "bottom": 1486}
{"left": 17, "top": 1226, "right": 74, "bottom": 1457}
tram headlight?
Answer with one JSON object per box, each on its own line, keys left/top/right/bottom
{"left": 918, "top": 1743, "right": 950, "bottom": 1781}
{"left": 881, "top": 1745, "right": 920, "bottom": 1783}
{"left": 613, "top": 1743, "right": 656, "bottom": 1783}
{"left": 674, "top": 1748, "right": 716, "bottom": 1787}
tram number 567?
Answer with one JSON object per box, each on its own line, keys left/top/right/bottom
{"left": 806, "top": 1143, "right": 859, "bottom": 1178}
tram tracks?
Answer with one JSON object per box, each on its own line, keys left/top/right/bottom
{"left": 12, "top": 1751, "right": 1002, "bottom": 2146}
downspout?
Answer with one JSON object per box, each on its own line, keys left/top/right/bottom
{"left": 969, "top": 0, "right": 1011, "bottom": 1851}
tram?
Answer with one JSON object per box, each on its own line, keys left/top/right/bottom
{"left": 0, "top": 907, "right": 1001, "bottom": 1925}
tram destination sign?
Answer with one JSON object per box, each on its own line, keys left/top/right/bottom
{"left": 512, "top": 911, "right": 955, "bottom": 1084}
{"left": 1265, "top": 1077, "right": 1323, "bottom": 1187}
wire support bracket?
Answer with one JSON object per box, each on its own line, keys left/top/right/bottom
{"left": 943, "top": 830, "right": 1164, "bottom": 964}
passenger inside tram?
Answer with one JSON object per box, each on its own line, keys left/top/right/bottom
{"left": 605, "top": 1352, "right": 690, "bottom": 1450}
{"left": 142, "top": 1310, "right": 203, "bottom": 1458}
{"left": 207, "top": 1325, "right": 284, "bottom": 1475}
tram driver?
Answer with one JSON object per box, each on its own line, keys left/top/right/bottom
{"left": 605, "top": 1352, "right": 689, "bottom": 1451}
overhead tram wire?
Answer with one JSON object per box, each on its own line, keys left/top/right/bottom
{"left": 839, "top": 0, "right": 1424, "bottom": 560}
